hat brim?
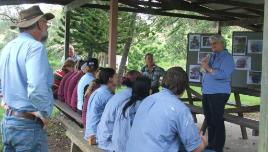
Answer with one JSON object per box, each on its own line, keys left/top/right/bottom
{"left": 10, "top": 13, "right": 55, "bottom": 29}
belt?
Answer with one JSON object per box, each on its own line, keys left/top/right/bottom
{"left": 5, "top": 109, "right": 44, "bottom": 127}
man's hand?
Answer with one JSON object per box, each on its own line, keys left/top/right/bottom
{"left": 30, "top": 111, "right": 49, "bottom": 129}
{"left": 199, "top": 131, "right": 208, "bottom": 147}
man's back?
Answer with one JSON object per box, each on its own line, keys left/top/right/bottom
{"left": 0, "top": 32, "right": 53, "bottom": 117}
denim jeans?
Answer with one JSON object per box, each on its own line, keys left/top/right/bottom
{"left": 1, "top": 115, "right": 48, "bottom": 152}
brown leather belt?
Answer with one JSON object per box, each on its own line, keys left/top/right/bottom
{"left": 6, "top": 109, "right": 44, "bottom": 126}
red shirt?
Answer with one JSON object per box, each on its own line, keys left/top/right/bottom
{"left": 70, "top": 84, "right": 79, "bottom": 111}
{"left": 57, "top": 71, "right": 74, "bottom": 102}
{"left": 64, "top": 72, "right": 77, "bottom": 104}
{"left": 53, "top": 69, "right": 66, "bottom": 98}
{"left": 66, "top": 71, "right": 84, "bottom": 107}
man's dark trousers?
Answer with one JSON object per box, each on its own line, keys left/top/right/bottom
{"left": 202, "top": 94, "right": 230, "bottom": 152}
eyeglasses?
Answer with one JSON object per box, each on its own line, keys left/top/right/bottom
{"left": 40, "top": 19, "right": 52, "bottom": 27}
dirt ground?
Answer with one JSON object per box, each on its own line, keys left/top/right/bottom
{"left": 196, "top": 114, "right": 258, "bottom": 152}
{"left": 47, "top": 114, "right": 259, "bottom": 152}
{"left": 47, "top": 118, "right": 71, "bottom": 152}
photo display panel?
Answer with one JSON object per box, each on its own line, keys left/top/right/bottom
{"left": 186, "top": 33, "right": 216, "bottom": 84}
{"left": 231, "top": 32, "right": 263, "bottom": 89}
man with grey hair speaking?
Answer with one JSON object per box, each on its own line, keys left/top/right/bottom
{"left": 0, "top": 6, "right": 54, "bottom": 151}
{"left": 201, "top": 35, "right": 235, "bottom": 152}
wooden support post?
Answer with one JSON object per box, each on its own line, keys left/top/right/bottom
{"left": 234, "top": 92, "right": 248, "bottom": 139}
{"left": 64, "top": 11, "right": 71, "bottom": 60}
{"left": 258, "top": 1, "right": 268, "bottom": 151}
{"left": 217, "top": 21, "right": 222, "bottom": 35}
{"left": 186, "top": 88, "right": 197, "bottom": 123}
{"left": 108, "top": 0, "right": 118, "bottom": 69}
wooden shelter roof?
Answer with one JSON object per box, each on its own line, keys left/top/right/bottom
{"left": 0, "top": 0, "right": 264, "bottom": 30}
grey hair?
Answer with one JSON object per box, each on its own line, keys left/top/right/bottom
{"left": 210, "top": 35, "right": 226, "bottom": 47}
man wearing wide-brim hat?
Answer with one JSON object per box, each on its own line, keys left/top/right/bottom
{"left": 0, "top": 5, "right": 54, "bottom": 151}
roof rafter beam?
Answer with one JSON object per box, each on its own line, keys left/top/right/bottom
{"left": 194, "top": 0, "right": 263, "bottom": 10}
{"left": 65, "top": 0, "right": 109, "bottom": 11}
{"left": 0, "top": 0, "right": 72, "bottom": 5}
{"left": 81, "top": 3, "right": 222, "bottom": 21}
{"left": 220, "top": 17, "right": 263, "bottom": 26}
{"left": 179, "top": 1, "right": 259, "bottom": 18}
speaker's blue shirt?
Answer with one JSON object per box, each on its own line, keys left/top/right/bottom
{"left": 202, "top": 49, "right": 235, "bottom": 94}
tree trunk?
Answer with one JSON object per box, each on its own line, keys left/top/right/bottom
{"left": 258, "top": 1, "right": 268, "bottom": 151}
{"left": 117, "top": 13, "right": 137, "bottom": 85}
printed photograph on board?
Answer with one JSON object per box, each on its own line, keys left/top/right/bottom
{"left": 233, "top": 36, "right": 247, "bottom": 55}
{"left": 201, "top": 36, "right": 212, "bottom": 48}
{"left": 247, "top": 71, "right": 261, "bottom": 85}
{"left": 189, "top": 65, "right": 201, "bottom": 82}
{"left": 233, "top": 56, "right": 251, "bottom": 70}
{"left": 189, "top": 34, "right": 200, "bottom": 51}
{"left": 248, "top": 40, "right": 263, "bottom": 54}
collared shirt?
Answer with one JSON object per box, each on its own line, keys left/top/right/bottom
{"left": 64, "top": 72, "right": 77, "bottom": 104}
{"left": 97, "top": 87, "right": 132, "bottom": 151}
{"left": 141, "top": 65, "right": 165, "bottom": 88}
{"left": 84, "top": 85, "right": 113, "bottom": 140}
{"left": 67, "top": 71, "right": 84, "bottom": 105}
{"left": 57, "top": 71, "right": 74, "bottom": 102}
{"left": 112, "top": 100, "right": 141, "bottom": 152}
{"left": 77, "top": 72, "right": 95, "bottom": 110}
{"left": 202, "top": 49, "right": 235, "bottom": 94}
{"left": 0, "top": 32, "right": 53, "bottom": 118}
{"left": 126, "top": 89, "right": 201, "bottom": 152}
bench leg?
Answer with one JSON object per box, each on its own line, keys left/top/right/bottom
{"left": 186, "top": 88, "right": 197, "bottom": 123}
{"left": 71, "top": 142, "right": 83, "bottom": 152}
{"left": 252, "top": 129, "right": 259, "bottom": 136}
{"left": 234, "top": 92, "right": 248, "bottom": 139}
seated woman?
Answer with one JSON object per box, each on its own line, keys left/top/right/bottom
{"left": 57, "top": 60, "right": 84, "bottom": 102}
{"left": 111, "top": 76, "right": 151, "bottom": 152}
{"left": 77, "top": 58, "right": 99, "bottom": 115}
{"left": 84, "top": 68, "right": 116, "bottom": 145}
{"left": 82, "top": 67, "right": 103, "bottom": 126}
{"left": 96, "top": 70, "right": 141, "bottom": 151}
{"left": 126, "top": 67, "right": 208, "bottom": 152}
{"left": 53, "top": 59, "right": 75, "bottom": 98}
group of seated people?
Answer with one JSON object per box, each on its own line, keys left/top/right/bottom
{"left": 53, "top": 56, "right": 211, "bottom": 152}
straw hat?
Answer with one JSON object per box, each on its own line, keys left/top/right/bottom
{"left": 11, "top": 5, "right": 54, "bottom": 29}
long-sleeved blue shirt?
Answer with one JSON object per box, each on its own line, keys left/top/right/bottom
{"left": 84, "top": 85, "right": 113, "bottom": 140}
{"left": 202, "top": 49, "right": 235, "bottom": 94}
{"left": 0, "top": 32, "right": 53, "bottom": 118}
{"left": 77, "top": 72, "right": 95, "bottom": 110}
{"left": 96, "top": 87, "right": 132, "bottom": 151}
{"left": 112, "top": 100, "right": 141, "bottom": 152}
{"left": 126, "top": 89, "right": 201, "bottom": 152}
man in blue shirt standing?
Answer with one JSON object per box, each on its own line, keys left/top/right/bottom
{"left": 201, "top": 35, "right": 235, "bottom": 152}
{"left": 0, "top": 6, "right": 54, "bottom": 152}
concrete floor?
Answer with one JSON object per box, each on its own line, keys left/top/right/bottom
{"left": 196, "top": 115, "right": 258, "bottom": 152}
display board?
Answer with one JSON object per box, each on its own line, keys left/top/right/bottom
{"left": 231, "top": 32, "right": 262, "bottom": 89}
{"left": 186, "top": 32, "right": 262, "bottom": 90}
{"left": 186, "top": 33, "right": 216, "bottom": 84}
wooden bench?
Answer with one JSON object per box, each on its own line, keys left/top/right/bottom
{"left": 54, "top": 100, "right": 102, "bottom": 152}
{"left": 185, "top": 103, "right": 259, "bottom": 131}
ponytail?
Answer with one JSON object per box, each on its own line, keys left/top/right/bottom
{"left": 122, "top": 76, "right": 151, "bottom": 118}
